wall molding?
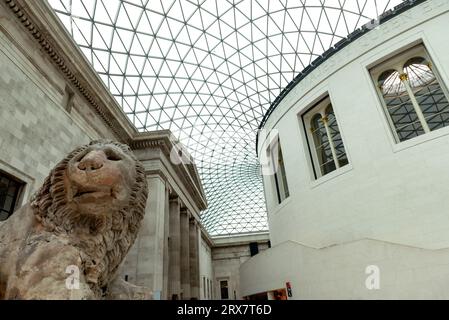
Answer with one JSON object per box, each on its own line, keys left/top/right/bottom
{"left": 3, "top": 0, "right": 135, "bottom": 142}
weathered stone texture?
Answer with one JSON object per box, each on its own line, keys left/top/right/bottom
{"left": 0, "top": 9, "right": 117, "bottom": 202}
{"left": 0, "top": 140, "right": 149, "bottom": 300}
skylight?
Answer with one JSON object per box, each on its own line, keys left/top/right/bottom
{"left": 49, "top": 0, "right": 404, "bottom": 236}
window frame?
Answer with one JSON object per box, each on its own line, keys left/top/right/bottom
{"left": 208, "top": 278, "right": 212, "bottom": 299}
{"left": 0, "top": 169, "right": 25, "bottom": 221}
{"left": 370, "top": 44, "right": 449, "bottom": 144}
{"left": 266, "top": 136, "right": 290, "bottom": 204}
{"left": 203, "top": 276, "right": 206, "bottom": 299}
{"left": 302, "top": 96, "right": 349, "bottom": 179}
{"left": 249, "top": 242, "right": 259, "bottom": 256}
{"left": 219, "top": 279, "right": 229, "bottom": 300}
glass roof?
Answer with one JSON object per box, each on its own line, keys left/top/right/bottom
{"left": 49, "top": 0, "right": 404, "bottom": 236}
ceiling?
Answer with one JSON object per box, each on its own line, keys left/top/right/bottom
{"left": 49, "top": 0, "right": 404, "bottom": 236}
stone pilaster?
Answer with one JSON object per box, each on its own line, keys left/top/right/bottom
{"left": 180, "top": 209, "right": 191, "bottom": 299}
{"left": 168, "top": 197, "right": 181, "bottom": 299}
{"left": 162, "top": 184, "right": 170, "bottom": 300}
{"left": 189, "top": 218, "right": 200, "bottom": 299}
{"left": 122, "top": 175, "right": 166, "bottom": 299}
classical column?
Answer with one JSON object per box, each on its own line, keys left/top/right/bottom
{"left": 162, "top": 185, "right": 170, "bottom": 300}
{"left": 168, "top": 197, "right": 181, "bottom": 299}
{"left": 180, "top": 208, "right": 191, "bottom": 299}
{"left": 127, "top": 175, "right": 166, "bottom": 299}
{"left": 189, "top": 218, "right": 200, "bottom": 299}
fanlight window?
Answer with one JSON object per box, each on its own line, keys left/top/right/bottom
{"left": 374, "top": 45, "right": 449, "bottom": 142}
{"left": 304, "top": 98, "right": 348, "bottom": 178}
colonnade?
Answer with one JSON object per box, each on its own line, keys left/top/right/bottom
{"left": 122, "top": 175, "right": 201, "bottom": 300}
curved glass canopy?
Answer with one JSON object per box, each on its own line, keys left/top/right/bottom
{"left": 49, "top": 0, "right": 403, "bottom": 236}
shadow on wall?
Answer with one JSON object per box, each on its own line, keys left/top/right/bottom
{"left": 240, "top": 239, "right": 449, "bottom": 299}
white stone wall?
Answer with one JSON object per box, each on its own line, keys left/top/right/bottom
{"left": 199, "top": 237, "right": 214, "bottom": 299}
{"left": 121, "top": 175, "right": 167, "bottom": 295}
{"left": 0, "top": 3, "right": 214, "bottom": 300}
{"left": 212, "top": 235, "right": 270, "bottom": 300}
{"left": 0, "top": 4, "right": 116, "bottom": 206}
{"left": 240, "top": 239, "right": 449, "bottom": 299}
{"left": 213, "top": 245, "right": 246, "bottom": 300}
{"left": 261, "top": 1, "right": 449, "bottom": 250}
{"left": 249, "top": 1, "right": 449, "bottom": 299}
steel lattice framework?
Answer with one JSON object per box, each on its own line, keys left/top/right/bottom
{"left": 49, "top": 0, "right": 404, "bottom": 236}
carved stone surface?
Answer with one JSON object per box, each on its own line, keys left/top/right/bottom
{"left": 0, "top": 140, "right": 150, "bottom": 299}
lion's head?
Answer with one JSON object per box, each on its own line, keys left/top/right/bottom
{"left": 31, "top": 140, "right": 148, "bottom": 295}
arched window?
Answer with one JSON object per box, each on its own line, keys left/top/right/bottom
{"left": 325, "top": 105, "right": 348, "bottom": 169}
{"left": 373, "top": 45, "right": 449, "bottom": 143}
{"left": 404, "top": 57, "right": 449, "bottom": 132}
{"left": 378, "top": 68, "right": 424, "bottom": 141}
{"left": 304, "top": 98, "right": 348, "bottom": 178}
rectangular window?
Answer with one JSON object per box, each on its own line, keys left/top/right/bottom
{"left": 370, "top": 44, "right": 449, "bottom": 143}
{"left": 220, "top": 280, "right": 229, "bottom": 300}
{"left": 0, "top": 171, "right": 23, "bottom": 221}
{"left": 268, "top": 137, "right": 289, "bottom": 203}
{"left": 206, "top": 279, "right": 209, "bottom": 299}
{"left": 302, "top": 96, "right": 348, "bottom": 179}
{"left": 208, "top": 279, "right": 212, "bottom": 299}
{"left": 249, "top": 242, "right": 259, "bottom": 256}
{"left": 202, "top": 277, "right": 206, "bottom": 298}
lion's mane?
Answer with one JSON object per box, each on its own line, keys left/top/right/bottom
{"left": 30, "top": 140, "right": 147, "bottom": 296}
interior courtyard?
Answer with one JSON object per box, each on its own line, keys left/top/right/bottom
{"left": 2, "top": 0, "right": 449, "bottom": 300}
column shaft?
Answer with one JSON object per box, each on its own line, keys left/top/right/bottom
{"left": 189, "top": 220, "right": 200, "bottom": 299}
{"left": 136, "top": 176, "right": 165, "bottom": 297}
{"left": 180, "top": 210, "right": 191, "bottom": 299}
{"left": 162, "top": 186, "right": 170, "bottom": 299}
{"left": 168, "top": 198, "right": 181, "bottom": 299}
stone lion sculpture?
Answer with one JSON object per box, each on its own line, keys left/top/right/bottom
{"left": 0, "top": 140, "right": 150, "bottom": 299}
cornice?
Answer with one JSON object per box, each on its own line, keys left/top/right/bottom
{"left": 3, "top": 0, "right": 208, "bottom": 213}
{"left": 130, "top": 130, "right": 174, "bottom": 154}
{"left": 131, "top": 131, "right": 208, "bottom": 212}
{"left": 256, "top": 0, "right": 427, "bottom": 150}
{"left": 3, "top": 0, "right": 207, "bottom": 218}
{"left": 3, "top": 0, "right": 136, "bottom": 142}
{"left": 201, "top": 228, "right": 215, "bottom": 248}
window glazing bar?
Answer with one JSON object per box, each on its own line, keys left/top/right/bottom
{"left": 321, "top": 116, "right": 340, "bottom": 169}
{"left": 399, "top": 73, "right": 431, "bottom": 133}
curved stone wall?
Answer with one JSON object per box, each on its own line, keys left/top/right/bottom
{"left": 245, "top": 0, "right": 449, "bottom": 299}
